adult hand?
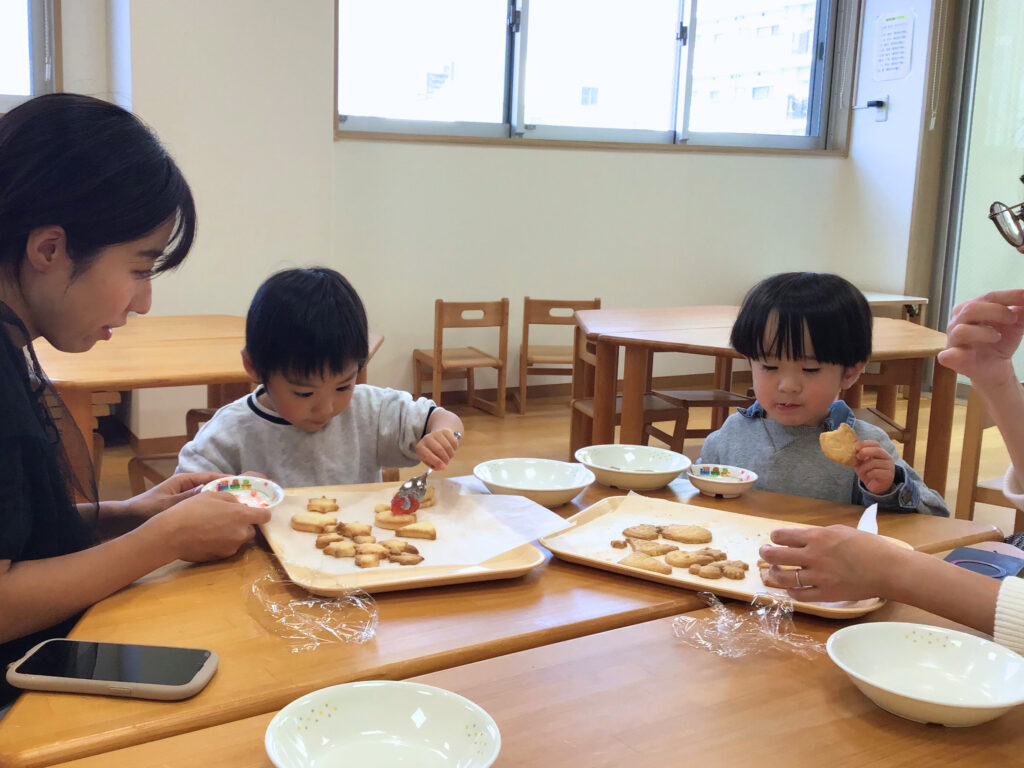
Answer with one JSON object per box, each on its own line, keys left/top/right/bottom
{"left": 758, "top": 525, "right": 910, "bottom": 603}
{"left": 415, "top": 429, "right": 462, "bottom": 470}
{"left": 854, "top": 440, "right": 895, "bottom": 495}
{"left": 124, "top": 472, "right": 228, "bottom": 519}
{"left": 144, "top": 491, "right": 271, "bottom": 562}
{"left": 938, "top": 289, "right": 1024, "bottom": 388}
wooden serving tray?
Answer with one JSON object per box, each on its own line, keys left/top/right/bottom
{"left": 261, "top": 483, "right": 545, "bottom": 596}
{"left": 539, "top": 496, "right": 909, "bottom": 619}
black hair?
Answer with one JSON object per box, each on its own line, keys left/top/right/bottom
{"left": 246, "top": 267, "right": 369, "bottom": 382}
{"left": 0, "top": 93, "right": 196, "bottom": 278}
{"left": 730, "top": 272, "right": 872, "bottom": 367}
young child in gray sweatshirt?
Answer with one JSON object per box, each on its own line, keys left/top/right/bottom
{"left": 698, "top": 272, "right": 947, "bottom": 516}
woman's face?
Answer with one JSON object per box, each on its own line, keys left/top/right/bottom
{"left": 28, "top": 219, "right": 173, "bottom": 353}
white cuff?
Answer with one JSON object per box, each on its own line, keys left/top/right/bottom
{"left": 1003, "top": 464, "right": 1024, "bottom": 511}
{"left": 994, "top": 577, "right": 1024, "bottom": 654}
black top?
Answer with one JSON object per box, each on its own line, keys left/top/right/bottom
{"left": 0, "top": 303, "right": 94, "bottom": 707}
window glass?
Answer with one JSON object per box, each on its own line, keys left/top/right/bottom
{"left": 0, "top": 0, "right": 32, "bottom": 97}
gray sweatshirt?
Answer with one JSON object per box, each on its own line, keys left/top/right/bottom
{"left": 698, "top": 400, "right": 948, "bottom": 516}
{"left": 176, "top": 384, "right": 435, "bottom": 487}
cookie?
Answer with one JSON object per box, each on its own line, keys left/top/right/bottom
{"left": 374, "top": 508, "right": 417, "bottom": 530}
{"left": 353, "top": 535, "right": 376, "bottom": 544}
{"left": 315, "top": 532, "right": 347, "bottom": 549}
{"left": 417, "top": 486, "right": 437, "bottom": 508}
{"left": 324, "top": 540, "right": 356, "bottom": 558}
{"left": 389, "top": 553, "right": 425, "bottom": 566}
{"left": 396, "top": 521, "right": 436, "bottom": 540}
{"left": 355, "top": 553, "right": 382, "bottom": 568}
{"left": 689, "top": 559, "right": 749, "bottom": 580}
{"left": 820, "top": 422, "right": 859, "bottom": 467}
{"left": 340, "top": 521, "right": 372, "bottom": 538}
{"left": 689, "top": 563, "right": 724, "bottom": 579}
{"left": 381, "top": 539, "right": 419, "bottom": 556}
{"left": 306, "top": 495, "right": 339, "bottom": 513}
{"left": 290, "top": 512, "right": 338, "bottom": 533}
{"left": 610, "top": 539, "right": 628, "bottom": 549}
{"left": 622, "top": 524, "right": 660, "bottom": 541}
{"left": 664, "top": 547, "right": 726, "bottom": 568}
{"left": 628, "top": 539, "right": 678, "bottom": 557}
{"left": 356, "top": 543, "right": 388, "bottom": 556}
{"left": 661, "top": 524, "right": 713, "bottom": 544}
{"left": 618, "top": 552, "right": 672, "bottom": 575}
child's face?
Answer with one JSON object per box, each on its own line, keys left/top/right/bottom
{"left": 749, "top": 328, "right": 864, "bottom": 427}
{"left": 261, "top": 363, "right": 360, "bottom": 433}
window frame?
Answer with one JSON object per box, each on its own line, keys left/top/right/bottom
{"left": 334, "top": 0, "right": 857, "bottom": 154}
{"left": 0, "top": 0, "right": 59, "bottom": 114}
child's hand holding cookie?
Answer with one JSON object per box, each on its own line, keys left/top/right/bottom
{"left": 853, "top": 440, "right": 896, "bottom": 494}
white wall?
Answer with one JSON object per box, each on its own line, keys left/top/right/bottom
{"left": 62, "top": 0, "right": 937, "bottom": 438}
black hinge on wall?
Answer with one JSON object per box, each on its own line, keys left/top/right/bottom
{"left": 677, "top": 24, "right": 688, "bottom": 44}
{"left": 509, "top": 8, "right": 521, "bottom": 33}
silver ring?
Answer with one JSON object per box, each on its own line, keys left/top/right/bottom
{"left": 795, "top": 569, "right": 804, "bottom": 588}
{"left": 453, "top": 430, "right": 463, "bottom": 442}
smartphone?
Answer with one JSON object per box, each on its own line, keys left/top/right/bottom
{"left": 6, "top": 639, "right": 218, "bottom": 701}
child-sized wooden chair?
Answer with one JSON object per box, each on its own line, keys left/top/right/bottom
{"left": 512, "top": 297, "right": 601, "bottom": 414}
{"left": 413, "top": 298, "right": 510, "bottom": 417}
{"left": 956, "top": 385, "right": 1023, "bottom": 527}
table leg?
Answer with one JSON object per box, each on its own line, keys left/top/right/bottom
{"left": 620, "top": 346, "right": 649, "bottom": 444}
{"left": 924, "top": 361, "right": 956, "bottom": 495}
{"left": 207, "top": 382, "right": 250, "bottom": 408}
{"left": 592, "top": 340, "right": 619, "bottom": 444}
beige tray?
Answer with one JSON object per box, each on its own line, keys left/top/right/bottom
{"left": 262, "top": 483, "right": 546, "bottom": 596}
{"left": 539, "top": 496, "right": 909, "bottom": 619}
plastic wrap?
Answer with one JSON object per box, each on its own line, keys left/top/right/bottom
{"left": 244, "top": 550, "right": 378, "bottom": 651}
{"left": 672, "top": 592, "right": 825, "bottom": 659}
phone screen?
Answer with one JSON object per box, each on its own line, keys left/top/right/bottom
{"left": 13, "top": 640, "right": 211, "bottom": 686}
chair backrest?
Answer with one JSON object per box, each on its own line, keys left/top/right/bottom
{"left": 955, "top": 385, "right": 1013, "bottom": 519}
{"left": 434, "top": 298, "right": 510, "bottom": 362}
{"left": 522, "top": 297, "right": 601, "bottom": 353}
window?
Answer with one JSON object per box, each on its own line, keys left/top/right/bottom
{"left": 336, "top": 0, "right": 852, "bottom": 150}
{"left": 0, "top": 0, "right": 57, "bottom": 114}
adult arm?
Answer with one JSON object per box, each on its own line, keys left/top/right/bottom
{"left": 0, "top": 492, "right": 268, "bottom": 644}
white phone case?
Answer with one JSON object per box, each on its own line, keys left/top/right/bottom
{"left": 5, "top": 640, "right": 219, "bottom": 701}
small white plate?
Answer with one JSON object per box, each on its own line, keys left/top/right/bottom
{"left": 202, "top": 475, "right": 285, "bottom": 509}
{"left": 265, "top": 680, "right": 501, "bottom": 767}
{"left": 828, "top": 622, "right": 1024, "bottom": 726}
{"left": 687, "top": 464, "right": 757, "bottom": 498}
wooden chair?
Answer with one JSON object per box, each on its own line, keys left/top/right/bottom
{"left": 645, "top": 388, "right": 755, "bottom": 447}
{"left": 512, "top": 297, "right": 601, "bottom": 414}
{"left": 128, "top": 408, "right": 216, "bottom": 494}
{"left": 842, "top": 358, "right": 923, "bottom": 465}
{"left": 955, "top": 385, "right": 1023, "bottom": 527}
{"left": 413, "top": 299, "right": 510, "bottom": 417}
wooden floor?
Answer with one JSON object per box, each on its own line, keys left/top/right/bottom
{"left": 97, "top": 390, "right": 1019, "bottom": 535}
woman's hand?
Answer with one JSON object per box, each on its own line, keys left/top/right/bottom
{"left": 123, "top": 472, "right": 229, "bottom": 519}
{"left": 938, "top": 289, "right": 1024, "bottom": 388}
{"left": 415, "top": 429, "right": 462, "bottom": 470}
{"left": 758, "top": 525, "right": 912, "bottom": 603}
{"left": 142, "top": 491, "right": 271, "bottom": 562}
{"left": 854, "top": 440, "right": 895, "bottom": 495}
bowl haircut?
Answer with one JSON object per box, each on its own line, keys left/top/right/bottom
{"left": 730, "top": 272, "right": 872, "bottom": 367}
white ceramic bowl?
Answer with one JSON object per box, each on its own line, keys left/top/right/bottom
{"left": 202, "top": 475, "right": 285, "bottom": 509}
{"left": 827, "top": 622, "right": 1024, "bottom": 727}
{"left": 265, "top": 680, "right": 501, "bottom": 768}
{"left": 573, "top": 444, "right": 691, "bottom": 491}
{"left": 473, "top": 458, "right": 595, "bottom": 508}
{"left": 687, "top": 464, "right": 758, "bottom": 498}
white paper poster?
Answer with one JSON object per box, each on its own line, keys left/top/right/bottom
{"left": 873, "top": 13, "right": 913, "bottom": 81}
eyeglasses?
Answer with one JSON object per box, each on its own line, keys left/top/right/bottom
{"left": 989, "top": 201, "right": 1024, "bottom": 247}
{"left": 990, "top": 175, "right": 1024, "bottom": 248}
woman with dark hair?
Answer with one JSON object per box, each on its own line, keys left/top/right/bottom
{"left": 760, "top": 199, "right": 1024, "bottom": 653}
{"left": 0, "top": 94, "right": 270, "bottom": 708}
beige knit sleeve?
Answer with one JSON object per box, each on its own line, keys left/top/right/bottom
{"left": 994, "top": 577, "right": 1024, "bottom": 654}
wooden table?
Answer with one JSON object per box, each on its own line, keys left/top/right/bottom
{"left": 574, "top": 307, "right": 955, "bottom": 494}
{"left": 33, "top": 315, "right": 384, "bottom": 470}
{"left": 861, "top": 290, "right": 929, "bottom": 323}
{"left": 0, "top": 478, "right": 999, "bottom": 767}
{"left": 56, "top": 542, "right": 1023, "bottom": 767}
